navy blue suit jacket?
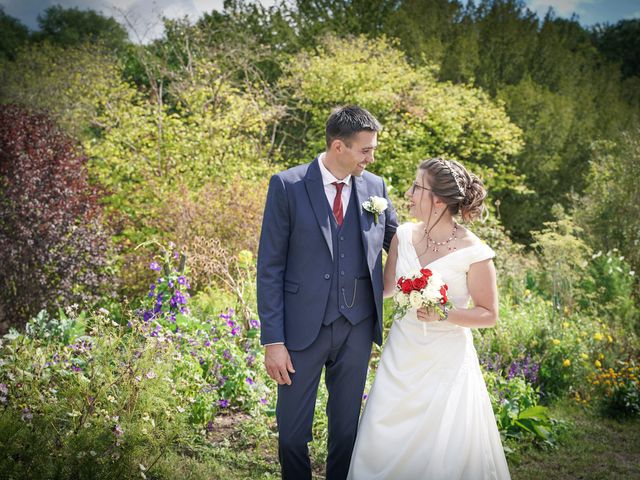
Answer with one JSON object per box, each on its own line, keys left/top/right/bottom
{"left": 257, "top": 157, "right": 398, "bottom": 351}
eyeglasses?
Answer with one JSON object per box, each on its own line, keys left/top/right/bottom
{"left": 410, "top": 182, "right": 431, "bottom": 194}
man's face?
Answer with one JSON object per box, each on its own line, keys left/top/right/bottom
{"left": 337, "top": 131, "right": 378, "bottom": 177}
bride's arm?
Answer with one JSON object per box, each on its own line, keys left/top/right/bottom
{"left": 382, "top": 234, "right": 399, "bottom": 298}
{"left": 446, "top": 259, "right": 499, "bottom": 328}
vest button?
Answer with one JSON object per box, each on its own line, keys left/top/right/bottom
{"left": 340, "top": 271, "right": 345, "bottom": 276}
{"left": 340, "top": 236, "right": 344, "bottom": 241}
{"left": 324, "top": 274, "right": 330, "bottom": 280}
{"left": 340, "top": 253, "right": 345, "bottom": 258}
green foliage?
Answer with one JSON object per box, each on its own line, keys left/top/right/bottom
{"left": 484, "top": 371, "right": 559, "bottom": 447}
{"left": 531, "top": 205, "right": 592, "bottom": 311}
{"left": 0, "top": 7, "right": 29, "bottom": 61}
{"left": 593, "top": 19, "right": 640, "bottom": 80}
{"left": 280, "top": 34, "right": 525, "bottom": 197}
{"left": 33, "top": 5, "right": 130, "bottom": 52}
{"left": 0, "top": 42, "right": 131, "bottom": 139}
{"left": 576, "top": 131, "right": 640, "bottom": 274}
{"left": 578, "top": 250, "right": 638, "bottom": 333}
{"left": 588, "top": 360, "right": 640, "bottom": 418}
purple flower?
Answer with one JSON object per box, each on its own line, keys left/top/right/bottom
{"left": 71, "top": 365, "right": 82, "bottom": 372}
{"left": 245, "top": 354, "right": 256, "bottom": 366}
{"left": 246, "top": 377, "right": 254, "bottom": 386}
{"left": 178, "top": 276, "right": 187, "bottom": 286}
{"left": 150, "top": 261, "right": 162, "bottom": 272}
{"left": 150, "top": 284, "right": 156, "bottom": 290}
{"left": 206, "top": 420, "right": 214, "bottom": 432}
{"left": 145, "top": 371, "right": 157, "bottom": 379}
{"left": 113, "top": 424, "right": 124, "bottom": 437}
{"left": 218, "top": 399, "right": 229, "bottom": 408}
{"left": 223, "top": 349, "right": 232, "bottom": 360}
{"left": 227, "top": 319, "right": 235, "bottom": 328}
{"left": 21, "top": 407, "right": 33, "bottom": 422}
{"left": 173, "top": 251, "right": 180, "bottom": 260}
{"left": 204, "top": 340, "right": 211, "bottom": 347}
{"left": 260, "top": 398, "right": 267, "bottom": 405}
{"left": 230, "top": 327, "right": 240, "bottom": 336}
{"left": 249, "top": 319, "right": 260, "bottom": 329}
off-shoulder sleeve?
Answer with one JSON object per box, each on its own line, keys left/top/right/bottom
{"left": 464, "top": 243, "right": 496, "bottom": 272}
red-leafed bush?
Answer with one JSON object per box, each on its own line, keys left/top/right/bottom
{"left": 0, "top": 105, "right": 114, "bottom": 331}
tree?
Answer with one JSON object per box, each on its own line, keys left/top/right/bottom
{"left": 576, "top": 129, "right": 640, "bottom": 272}
{"left": 0, "top": 105, "right": 113, "bottom": 331}
{"left": 593, "top": 19, "right": 640, "bottom": 80}
{"left": 279, "top": 35, "right": 524, "bottom": 199}
{"left": 33, "top": 5, "right": 129, "bottom": 52}
{"left": 0, "top": 7, "right": 30, "bottom": 61}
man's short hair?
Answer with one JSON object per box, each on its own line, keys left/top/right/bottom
{"left": 325, "top": 105, "right": 382, "bottom": 149}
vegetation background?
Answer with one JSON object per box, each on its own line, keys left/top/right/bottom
{"left": 0, "top": 1, "right": 638, "bottom": 478}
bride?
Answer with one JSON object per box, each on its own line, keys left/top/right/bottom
{"left": 347, "top": 158, "right": 510, "bottom": 480}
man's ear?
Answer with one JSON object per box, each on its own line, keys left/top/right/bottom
{"left": 331, "top": 138, "right": 344, "bottom": 154}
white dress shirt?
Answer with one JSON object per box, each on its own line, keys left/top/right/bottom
{"left": 318, "top": 152, "right": 352, "bottom": 216}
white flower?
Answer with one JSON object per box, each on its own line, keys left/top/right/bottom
{"left": 371, "top": 196, "right": 388, "bottom": 212}
{"left": 394, "top": 291, "right": 408, "bottom": 307}
{"left": 409, "top": 290, "right": 423, "bottom": 308}
{"left": 362, "top": 196, "right": 388, "bottom": 224}
{"left": 422, "top": 282, "right": 441, "bottom": 302}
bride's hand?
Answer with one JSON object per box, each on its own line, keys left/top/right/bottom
{"left": 416, "top": 307, "right": 440, "bottom": 323}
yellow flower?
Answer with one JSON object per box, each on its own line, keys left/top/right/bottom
{"left": 595, "top": 360, "right": 602, "bottom": 368}
{"left": 594, "top": 332, "right": 604, "bottom": 341}
{"left": 552, "top": 339, "right": 561, "bottom": 345}
{"left": 563, "top": 359, "right": 571, "bottom": 367}
{"left": 563, "top": 322, "right": 570, "bottom": 328}
{"left": 599, "top": 353, "right": 605, "bottom": 360}
{"left": 607, "top": 335, "right": 613, "bottom": 343}
{"left": 580, "top": 353, "right": 589, "bottom": 360}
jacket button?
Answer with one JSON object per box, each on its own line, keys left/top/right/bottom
{"left": 324, "top": 274, "right": 330, "bottom": 280}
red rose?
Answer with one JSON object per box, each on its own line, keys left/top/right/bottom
{"left": 420, "top": 268, "right": 433, "bottom": 278}
{"left": 401, "top": 279, "right": 413, "bottom": 293}
{"left": 412, "top": 276, "right": 427, "bottom": 290}
{"left": 440, "top": 285, "right": 448, "bottom": 296}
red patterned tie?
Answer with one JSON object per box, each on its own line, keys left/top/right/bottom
{"left": 332, "top": 182, "right": 344, "bottom": 226}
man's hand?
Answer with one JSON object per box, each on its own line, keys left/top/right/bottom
{"left": 265, "top": 344, "right": 295, "bottom": 385}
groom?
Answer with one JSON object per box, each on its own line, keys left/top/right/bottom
{"left": 257, "top": 105, "right": 398, "bottom": 479}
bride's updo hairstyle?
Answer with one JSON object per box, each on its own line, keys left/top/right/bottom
{"left": 418, "top": 157, "right": 487, "bottom": 223}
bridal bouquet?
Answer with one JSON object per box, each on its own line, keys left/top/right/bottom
{"left": 393, "top": 268, "right": 450, "bottom": 334}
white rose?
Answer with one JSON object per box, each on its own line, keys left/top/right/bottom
{"left": 371, "top": 196, "right": 388, "bottom": 212}
{"left": 394, "top": 291, "right": 408, "bottom": 307}
{"left": 409, "top": 290, "right": 423, "bottom": 308}
{"left": 422, "top": 282, "right": 440, "bottom": 302}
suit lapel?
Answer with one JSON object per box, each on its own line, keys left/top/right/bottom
{"left": 304, "top": 158, "right": 333, "bottom": 259}
{"left": 354, "top": 175, "right": 374, "bottom": 273}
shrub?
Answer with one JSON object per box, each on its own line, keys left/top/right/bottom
{"left": 0, "top": 105, "right": 113, "bottom": 332}
{"left": 587, "top": 359, "right": 640, "bottom": 418}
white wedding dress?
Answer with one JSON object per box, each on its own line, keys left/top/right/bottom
{"left": 347, "top": 222, "right": 510, "bottom": 480}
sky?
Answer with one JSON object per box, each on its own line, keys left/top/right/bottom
{"left": 1, "top": 0, "right": 638, "bottom": 43}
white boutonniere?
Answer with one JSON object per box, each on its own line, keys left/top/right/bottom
{"left": 362, "top": 196, "right": 388, "bottom": 224}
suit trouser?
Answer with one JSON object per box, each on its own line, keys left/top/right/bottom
{"left": 276, "top": 316, "right": 374, "bottom": 480}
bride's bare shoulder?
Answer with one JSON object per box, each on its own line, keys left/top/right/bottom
{"left": 455, "top": 225, "right": 484, "bottom": 249}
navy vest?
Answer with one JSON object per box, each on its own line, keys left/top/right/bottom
{"left": 323, "top": 185, "right": 375, "bottom": 325}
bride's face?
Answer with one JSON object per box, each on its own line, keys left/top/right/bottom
{"left": 405, "top": 171, "right": 434, "bottom": 219}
